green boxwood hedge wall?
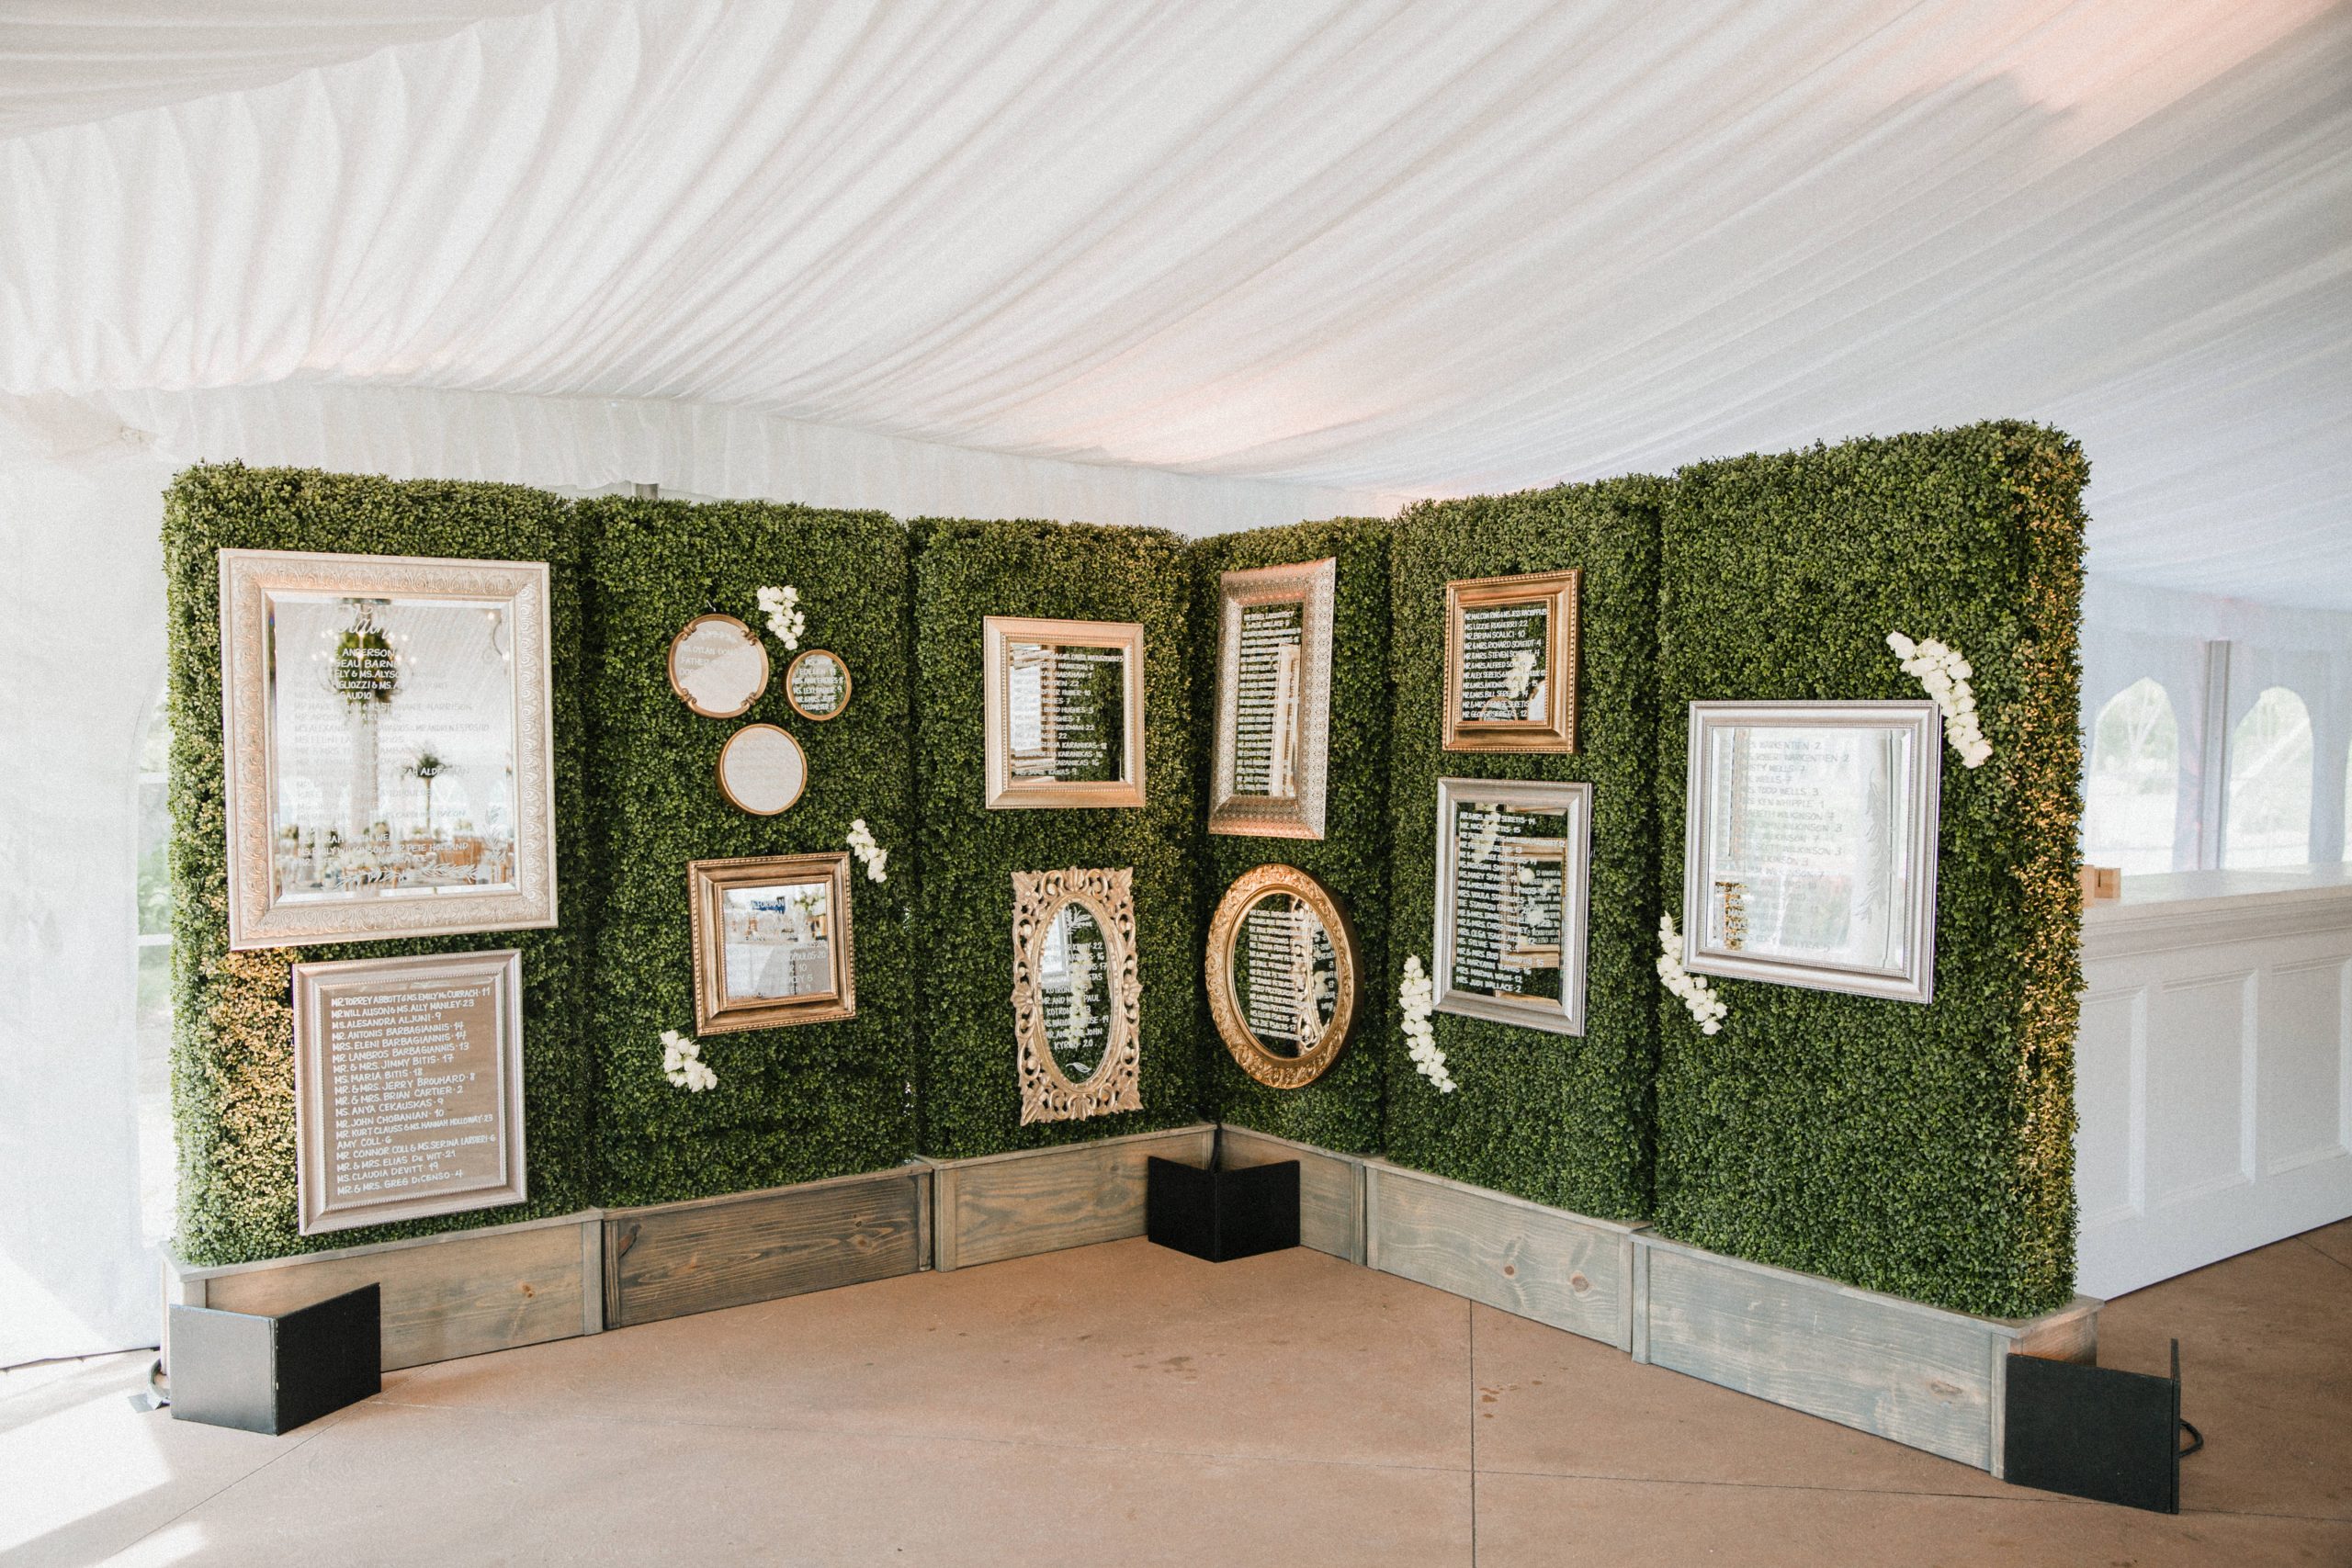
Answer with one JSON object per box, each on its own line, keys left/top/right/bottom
{"left": 162, "top": 465, "right": 593, "bottom": 1267}
{"left": 1651, "top": 423, "right": 2086, "bottom": 1317}
{"left": 1382, "top": 481, "right": 1665, "bottom": 1221}
{"left": 579, "top": 499, "right": 916, "bottom": 1205}
{"left": 1191, "top": 520, "right": 1394, "bottom": 1154}
{"left": 910, "top": 518, "right": 1204, "bottom": 1158}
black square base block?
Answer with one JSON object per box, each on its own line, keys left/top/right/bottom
{"left": 1147, "top": 1156, "right": 1300, "bottom": 1262}
{"left": 170, "top": 1282, "right": 381, "bottom": 1435}
{"left": 2005, "top": 1348, "right": 2183, "bottom": 1514}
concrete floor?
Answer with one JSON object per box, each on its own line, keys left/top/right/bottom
{"left": 4, "top": 1220, "right": 2346, "bottom": 1567}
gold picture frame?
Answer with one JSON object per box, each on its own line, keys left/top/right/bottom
{"left": 1204, "top": 863, "right": 1359, "bottom": 1089}
{"left": 687, "top": 853, "right": 856, "bottom": 1034}
{"left": 785, "top": 649, "right": 853, "bottom": 721}
{"left": 1209, "top": 558, "right": 1336, "bottom": 840}
{"left": 218, "top": 547, "right": 559, "bottom": 951}
{"left": 1012, "top": 866, "right": 1143, "bottom": 1124}
{"left": 666, "top": 613, "right": 770, "bottom": 718}
{"left": 983, "top": 615, "right": 1146, "bottom": 809}
{"left": 715, "top": 723, "right": 808, "bottom": 815}
{"left": 1442, "top": 569, "right": 1580, "bottom": 753}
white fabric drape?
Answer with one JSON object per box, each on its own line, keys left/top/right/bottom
{"left": 4, "top": 0, "right": 2347, "bottom": 597}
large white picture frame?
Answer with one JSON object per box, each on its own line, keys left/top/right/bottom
{"left": 1681, "top": 700, "right": 1941, "bottom": 1004}
{"left": 220, "top": 548, "right": 560, "bottom": 950}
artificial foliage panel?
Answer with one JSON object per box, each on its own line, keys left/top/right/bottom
{"left": 911, "top": 518, "right": 1203, "bottom": 1157}
{"left": 1193, "top": 519, "right": 1394, "bottom": 1153}
{"left": 1384, "top": 481, "right": 1665, "bottom": 1221}
{"left": 580, "top": 499, "right": 916, "bottom": 1205}
{"left": 162, "top": 465, "right": 593, "bottom": 1267}
{"left": 1652, "top": 422, "right": 2086, "bottom": 1318}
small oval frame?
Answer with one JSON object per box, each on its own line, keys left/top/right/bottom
{"left": 785, "top": 649, "right": 854, "bottom": 721}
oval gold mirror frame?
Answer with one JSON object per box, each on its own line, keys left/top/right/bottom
{"left": 668, "top": 614, "right": 771, "bottom": 718}
{"left": 786, "top": 649, "right": 853, "bottom": 721}
{"left": 715, "top": 723, "right": 808, "bottom": 816}
{"left": 1205, "top": 863, "right": 1358, "bottom": 1089}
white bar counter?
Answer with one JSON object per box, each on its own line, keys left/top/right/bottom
{"left": 2075, "top": 865, "right": 2352, "bottom": 1298}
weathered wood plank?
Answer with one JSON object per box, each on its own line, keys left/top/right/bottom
{"left": 200, "top": 1221, "right": 586, "bottom": 1371}
{"left": 606, "top": 1168, "right": 922, "bottom": 1329}
{"left": 1365, "top": 1161, "right": 1635, "bottom": 1349}
{"left": 1217, "top": 1126, "right": 1365, "bottom": 1263}
{"left": 1639, "top": 1238, "right": 2000, "bottom": 1469}
{"left": 936, "top": 1125, "right": 1216, "bottom": 1270}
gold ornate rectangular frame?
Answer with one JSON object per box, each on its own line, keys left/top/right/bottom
{"left": 1442, "top": 568, "right": 1580, "bottom": 753}
{"left": 1209, "top": 558, "right": 1336, "bottom": 840}
{"left": 219, "top": 547, "right": 560, "bottom": 951}
{"left": 687, "top": 852, "right": 858, "bottom": 1035}
{"left": 982, "top": 615, "right": 1147, "bottom": 809}
{"left": 292, "top": 948, "right": 528, "bottom": 1235}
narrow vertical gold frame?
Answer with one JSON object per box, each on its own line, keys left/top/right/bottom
{"left": 1442, "top": 569, "right": 1580, "bottom": 753}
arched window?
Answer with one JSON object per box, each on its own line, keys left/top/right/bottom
{"left": 2224, "top": 686, "right": 2313, "bottom": 869}
{"left": 135, "top": 690, "right": 176, "bottom": 1243}
{"left": 2081, "top": 679, "right": 2179, "bottom": 874}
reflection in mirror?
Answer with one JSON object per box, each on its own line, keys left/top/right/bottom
{"left": 1702, "top": 723, "right": 1916, "bottom": 974}
{"left": 1038, "top": 901, "right": 1113, "bottom": 1084}
{"left": 1458, "top": 600, "right": 1551, "bottom": 725}
{"left": 1231, "top": 893, "right": 1337, "bottom": 1057}
{"left": 267, "top": 592, "right": 522, "bottom": 903}
{"left": 669, "top": 615, "right": 769, "bottom": 717}
{"left": 1447, "top": 798, "right": 1568, "bottom": 1007}
{"left": 717, "top": 724, "right": 807, "bottom": 815}
{"left": 786, "top": 649, "right": 851, "bottom": 720}
{"left": 718, "top": 880, "right": 835, "bottom": 1002}
{"left": 1007, "top": 642, "right": 1125, "bottom": 784}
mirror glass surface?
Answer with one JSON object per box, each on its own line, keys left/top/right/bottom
{"left": 1037, "top": 900, "right": 1114, "bottom": 1082}
{"left": 787, "top": 650, "right": 850, "bottom": 719}
{"left": 718, "top": 725, "right": 807, "bottom": 815}
{"left": 1701, "top": 723, "right": 1917, "bottom": 975}
{"left": 1456, "top": 599, "right": 1551, "bottom": 724}
{"left": 1446, "top": 797, "right": 1569, "bottom": 1005}
{"left": 718, "top": 878, "right": 835, "bottom": 1001}
{"left": 1005, "top": 641, "right": 1126, "bottom": 783}
{"left": 1230, "top": 891, "right": 1338, "bottom": 1056}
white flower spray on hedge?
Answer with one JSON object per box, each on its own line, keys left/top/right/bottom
{"left": 1399, "top": 955, "right": 1456, "bottom": 1093}
{"left": 661, "top": 1028, "right": 718, "bottom": 1092}
{"left": 1886, "top": 631, "right": 1991, "bottom": 768}
{"left": 1657, "top": 914, "right": 1726, "bottom": 1034}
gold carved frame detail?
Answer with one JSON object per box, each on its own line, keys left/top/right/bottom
{"left": 1204, "top": 863, "right": 1359, "bottom": 1090}
{"left": 1209, "top": 557, "right": 1336, "bottom": 840}
{"left": 1011, "top": 867, "right": 1144, "bottom": 1124}
{"left": 982, "top": 615, "right": 1147, "bottom": 810}
{"left": 687, "top": 852, "right": 857, "bottom": 1035}
{"left": 1442, "top": 568, "right": 1580, "bottom": 753}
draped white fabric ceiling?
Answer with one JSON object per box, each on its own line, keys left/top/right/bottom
{"left": 2, "top": 0, "right": 2348, "bottom": 599}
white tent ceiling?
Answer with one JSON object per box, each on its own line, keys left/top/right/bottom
{"left": 3, "top": 0, "right": 2348, "bottom": 600}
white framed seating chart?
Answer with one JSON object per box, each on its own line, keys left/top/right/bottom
{"left": 1433, "top": 777, "right": 1593, "bottom": 1035}
{"left": 1681, "top": 700, "right": 1941, "bottom": 1003}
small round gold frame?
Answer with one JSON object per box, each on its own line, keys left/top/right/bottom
{"left": 667, "top": 614, "right": 770, "bottom": 719}
{"left": 1205, "top": 863, "right": 1358, "bottom": 1090}
{"left": 715, "top": 723, "right": 808, "bottom": 816}
{"left": 786, "top": 649, "right": 854, "bottom": 721}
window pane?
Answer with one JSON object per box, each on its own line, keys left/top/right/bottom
{"left": 2082, "top": 679, "right": 2178, "bottom": 874}
{"left": 137, "top": 779, "right": 172, "bottom": 937}
{"left": 2224, "top": 686, "right": 2313, "bottom": 869}
{"left": 136, "top": 942, "right": 175, "bottom": 1243}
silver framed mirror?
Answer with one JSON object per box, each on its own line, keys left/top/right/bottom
{"left": 1433, "top": 777, "right": 1592, "bottom": 1035}
{"left": 1209, "top": 558, "right": 1335, "bottom": 840}
{"left": 1681, "top": 700, "right": 1942, "bottom": 1003}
